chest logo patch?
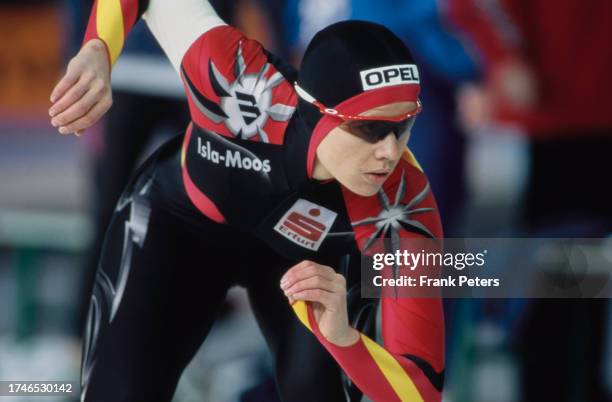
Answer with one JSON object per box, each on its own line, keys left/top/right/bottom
{"left": 274, "top": 199, "right": 337, "bottom": 251}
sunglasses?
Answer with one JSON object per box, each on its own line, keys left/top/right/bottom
{"left": 294, "top": 83, "right": 421, "bottom": 143}
{"left": 340, "top": 117, "right": 417, "bottom": 143}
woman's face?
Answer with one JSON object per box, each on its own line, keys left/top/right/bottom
{"left": 314, "top": 101, "right": 417, "bottom": 196}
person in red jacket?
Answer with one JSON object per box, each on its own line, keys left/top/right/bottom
{"left": 50, "top": 1, "right": 446, "bottom": 401}
{"left": 449, "top": 1, "right": 612, "bottom": 401}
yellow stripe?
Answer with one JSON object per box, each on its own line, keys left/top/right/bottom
{"left": 291, "top": 301, "right": 312, "bottom": 331}
{"left": 96, "top": 0, "right": 125, "bottom": 65}
{"left": 403, "top": 149, "right": 423, "bottom": 172}
{"left": 361, "top": 334, "right": 424, "bottom": 402}
{"left": 181, "top": 142, "right": 186, "bottom": 167}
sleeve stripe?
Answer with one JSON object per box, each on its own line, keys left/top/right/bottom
{"left": 290, "top": 300, "right": 313, "bottom": 331}
{"left": 96, "top": 0, "right": 125, "bottom": 64}
{"left": 180, "top": 125, "right": 226, "bottom": 223}
{"left": 360, "top": 334, "right": 424, "bottom": 402}
{"left": 120, "top": 0, "right": 140, "bottom": 34}
{"left": 83, "top": 1, "right": 100, "bottom": 45}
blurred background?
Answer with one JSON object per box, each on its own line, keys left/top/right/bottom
{"left": 0, "top": 0, "right": 610, "bottom": 401}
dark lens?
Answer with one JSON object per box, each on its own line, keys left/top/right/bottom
{"left": 343, "top": 118, "right": 416, "bottom": 143}
{"left": 343, "top": 121, "right": 396, "bottom": 143}
{"left": 393, "top": 116, "right": 416, "bottom": 139}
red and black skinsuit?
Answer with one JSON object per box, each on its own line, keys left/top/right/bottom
{"left": 80, "top": 2, "right": 445, "bottom": 401}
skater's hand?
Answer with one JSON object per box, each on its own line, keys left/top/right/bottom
{"left": 49, "top": 39, "right": 112, "bottom": 136}
{"left": 281, "top": 260, "right": 359, "bottom": 347}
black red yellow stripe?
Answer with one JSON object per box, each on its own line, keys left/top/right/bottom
{"left": 292, "top": 300, "right": 436, "bottom": 401}
{"left": 83, "top": 0, "right": 141, "bottom": 65}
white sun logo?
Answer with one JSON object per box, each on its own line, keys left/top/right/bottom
{"left": 352, "top": 171, "right": 436, "bottom": 252}
{"left": 352, "top": 171, "right": 437, "bottom": 282}
{"left": 207, "top": 42, "right": 296, "bottom": 142}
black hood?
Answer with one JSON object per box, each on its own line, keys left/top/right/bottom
{"left": 297, "top": 20, "right": 417, "bottom": 134}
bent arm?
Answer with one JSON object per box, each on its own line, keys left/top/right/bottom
{"left": 291, "top": 154, "right": 445, "bottom": 401}
{"left": 292, "top": 295, "right": 443, "bottom": 402}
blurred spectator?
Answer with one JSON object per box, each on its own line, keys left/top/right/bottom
{"left": 450, "top": 1, "right": 612, "bottom": 401}
{"left": 451, "top": 0, "right": 612, "bottom": 231}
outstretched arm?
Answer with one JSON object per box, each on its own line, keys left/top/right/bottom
{"left": 49, "top": 0, "right": 149, "bottom": 134}
{"left": 49, "top": 0, "right": 225, "bottom": 135}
